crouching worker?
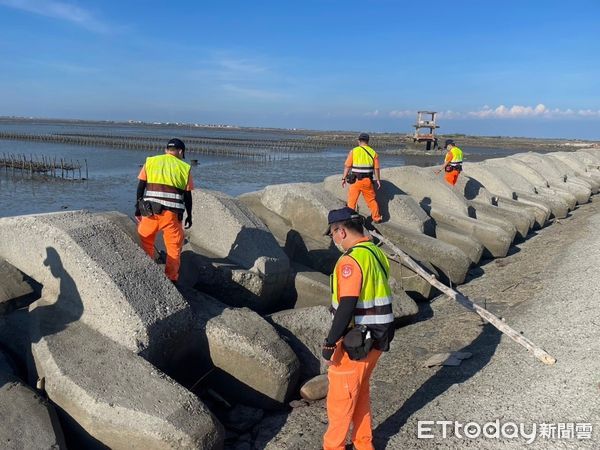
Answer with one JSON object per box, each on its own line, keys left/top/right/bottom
{"left": 322, "top": 207, "right": 395, "bottom": 450}
{"left": 135, "top": 138, "right": 193, "bottom": 282}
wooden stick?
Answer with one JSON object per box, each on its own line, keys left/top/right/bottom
{"left": 369, "top": 229, "right": 556, "bottom": 365}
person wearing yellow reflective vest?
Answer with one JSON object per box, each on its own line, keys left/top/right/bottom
{"left": 135, "top": 138, "right": 193, "bottom": 282}
{"left": 322, "top": 207, "right": 395, "bottom": 450}
{"left": 436, "top": 138, "right": 464, "bottom": 186}
{"left": 342, "top": 133, "right": 383, "bottom": 223}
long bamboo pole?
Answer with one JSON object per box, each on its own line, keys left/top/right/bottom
{"left": 369, "top": 229, "right": 556, "bottom": 365}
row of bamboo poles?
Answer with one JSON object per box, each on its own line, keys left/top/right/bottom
{"left": 0, "top": 131, "right": 403, "bottom": 160}
{"left": 0, "top": 153, "right": 87, "bottom": 180}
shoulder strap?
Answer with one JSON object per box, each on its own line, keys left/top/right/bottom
{"left": 359, "top": 146, "right": 375, "bottom": 162}
{"left": 348, "top": 243, "right": 388, "bottom": 279}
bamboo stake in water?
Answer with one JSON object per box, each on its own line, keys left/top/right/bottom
{"left": 369, "top": 229, "right": 556, "bottom": 365}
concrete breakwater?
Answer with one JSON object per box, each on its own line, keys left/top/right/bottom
{"left": 0, "top": 148, "right": 599, "bottom": 448}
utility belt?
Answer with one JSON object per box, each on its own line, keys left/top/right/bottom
{"left": 353, "top": 172, "right": 373, "bottom": 180}
{"left": 445, "top": 162, "right": 463, "bottom": 173}
{"left": 138, "top": 200, "right": 184, "bottom": 221}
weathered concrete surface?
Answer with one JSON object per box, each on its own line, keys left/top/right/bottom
{"left": 0, "top": 211, "right": 195, "bottom": 372}
{"left": 267, "top": 306, "right": 331, "bottom": 381}
{"left": 462, "top": 162, "right": 569, "bottom": 219}
{"left": 487, "top": 157, "right": 591, "bottom": 205}
{"left": 433, "top": 223, "right": 484, "bottom": 264}
{"left": 547, "top": 153, "right": 600, "bottom": 191}
{"left": 187, "top": 190, "right": 290, "bottom": 303}
{"left": 482, "top": 161, "right": 577, "bottom": 212}
{"left": 179, "top": 243, "right": 288, "bottom": 313}
{"left": 577, "top": 148, "right": 600, "bottom": 164}
{"left": 0, "top": 363, "right": 67, "bottom": 450}
{"left": 0, "top": 259, "right": 36, "bottom": 314}
{"left": 513, "top": 152, "right": 596, "bottom": 198}
{"left": 260, "top": 183, "right": 344, "bottom": 241}
{"left": 375, "top": 222, "right": 471, "bottom": 284}
{"left": 382, "top": 166, "right": 516, "bottom": 257}
{"left": 241, "top": 189, "right": 436, "bottom": 300}
{"left": 180, "top": 288, "right": 300, "bottom": 409}
{"left": 322, "top": 175, "right": 430, "bottom": 233}
{"left": 283, "top": 263, "right": 331, "bottom": 309}
{"left": 572, "top": 150, "right": 600, "bottom": 170}
{"left": 29, "top": 301, "right": 224, "bottom": 449}
{"left": 428, "top": 207, "right": 513, "bottom": 258}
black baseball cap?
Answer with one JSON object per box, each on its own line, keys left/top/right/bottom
{"left": 358, "top": 133, "right": 370, "bottom": 142}
{"left": 167, "top": 138, "right": 186, "bottom": 151}
{"left": 445, "top": 139, "right": 455, "bottom": 147}
{"left": 324, "top": 207, "right": 362, "bottom": 236}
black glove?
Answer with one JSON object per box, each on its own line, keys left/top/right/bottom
{"left": 184, "top": 216, "right": 192, "bottom": 229}
{"left": 322, "top": 341, "right": 336, "bottom": 361}
{"left": 134, "top": 204, "right": 141, "bottom": 217}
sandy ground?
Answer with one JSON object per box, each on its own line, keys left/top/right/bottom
{"left": 249, "top": 198, "right": 600, "bottom": 449}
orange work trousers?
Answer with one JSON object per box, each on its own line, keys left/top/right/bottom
{"left": 323, "top": 345, "right": 382, "bottom": 450}
{"left": 444, "top": 169, "right": 460, "bottom": 186}
{"left": 347, "top": 178, "right": 382, "bottom": 222}
{"left": 137, "top": 210, "right": 184, "bottom": 281}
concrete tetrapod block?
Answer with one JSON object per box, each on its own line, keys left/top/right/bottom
{"left": 179, "top": 288, "right": 300, "bottom": 410}
{"left": 242, "top": 189, "right": 436, "bottom": 299}
{"left": 374, "top": 222, "right": 471, "bottom": 284}
{"left": 0, "top": 211, "right": 195, "bottom": 373}
{"left": 382, "top": 166, "right": 470, "bottom": 216}
{"left": 382, "top": 165, "right": 521, "bottom": 241}
{"left": 480, "top": 161, "right": 577, "bottom": 212}
{"left": 0, "top": 364, "right": 66, "bottom": 450}
{"left": 463, "top": 162, "right": 569, "bottom": 219}
{"left": 284, "top": 263, "right": 331, "bottom": 309}
{"left": 29, "top": 301, "right": 224, "bottom": 450}
{"left": 322, "top": 175, "right": 431, "bottom": 233}
{"left": 186, "top": 189, "right": 290, "bottom": 302}
{"left": 0, "top": 259, "right": 36, "bottom": 315}
{"left": 433, "top": 223, "right": 484, "bottom": 264}
{"left": 259, "top": 182, "right": 345, "bottom": 240}
{"left": 485, "top": 158, "right": 590, "bottom": 205}
{"left": 513, "top": 152, "right": 596, "bottom": 195}
{"left": 428, "top": 207, "right": 513, "bottom": 258}
{"left": 267, "top": 306, "right": 331, "bottom": 381}
{"left": 547, "top": 153, "right": 600, "bottom": 192}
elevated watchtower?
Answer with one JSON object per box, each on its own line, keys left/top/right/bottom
{"left": 413, "top": 111, "right": 439, "bottom": 150}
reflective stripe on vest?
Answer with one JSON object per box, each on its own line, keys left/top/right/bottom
{"left": 351, "top": 146, "right": 377, "bottom": 174}
{"left": 450, "top": 146, "right": 463, "bottom": 163}
{"left": 143, "top": 154, "right": 191, "bottom": 211}
{"left": 331, "top": 241, "right": 394, "bottom": 326}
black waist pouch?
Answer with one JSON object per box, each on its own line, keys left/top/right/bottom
{"left": 343, "top": 325, "right": 373, "bottom": 361}
{"left": 137, "top": 200, "right": 163, "bottom": 217}
{"left": 345, "top": 172, "right": 357, "bottom": 184}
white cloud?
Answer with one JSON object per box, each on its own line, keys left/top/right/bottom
{"left": 0, "top": 0, "right": 110, "bottom": 32}
{"left": 389, "top": 110, "right": 414, "bottom": 118}
{"left": 467, "top": 103, "right": 600, "bottom": 119}
{"left": 364, "top": 110, "right": 380, "bottom": 117}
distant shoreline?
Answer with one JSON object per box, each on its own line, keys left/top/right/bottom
{"left": 0, "top": 116, "right": 598, "bottom": 153}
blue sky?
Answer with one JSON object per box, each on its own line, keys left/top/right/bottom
{"left": 0, "top": 0, "right": 599, "bottom": 138}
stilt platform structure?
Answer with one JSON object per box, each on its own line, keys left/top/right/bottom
{"left": 413, "top": 111, "right": 439, "bottom": 150}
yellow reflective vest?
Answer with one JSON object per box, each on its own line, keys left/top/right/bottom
{"left": 449, "top": 146, "right": 463, "bottom": 163}
{"left": 331, "top": 241, "right": 394, "bottom": 326}
{"left": 143, "top": 154, "right": 191, "bottom": 211}
{"left": 351, "top": 145, "right": 377, "bottom": 174}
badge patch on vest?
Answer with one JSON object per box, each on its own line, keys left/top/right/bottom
{"left": 341, "top": 264, "right": 353, "bottom": 278}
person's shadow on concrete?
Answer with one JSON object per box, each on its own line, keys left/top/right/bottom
{"left": 373, "top": 324, "right": 502, "bottom": 448}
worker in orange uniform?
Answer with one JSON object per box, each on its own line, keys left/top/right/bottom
{"left": 436, "top": 139, "right": 463, "bottom": 186}
{"left": 322, "top": 207, "right": 395, "bottom": 450}
{"left": 135, "top": 138, "right": 193, "bottom": 282}
{"left": 342, "top": 133, "right": 383, "bottom": 223}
